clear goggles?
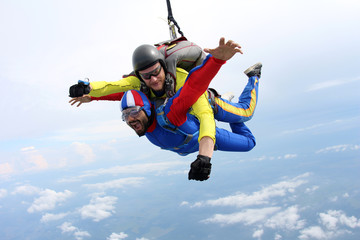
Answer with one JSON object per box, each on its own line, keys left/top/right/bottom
{"left": 122, "top": 106, "right": 143, "bottom": 122}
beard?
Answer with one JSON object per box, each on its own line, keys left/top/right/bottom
{"left": 129, "top": 119, "right": 147, "bottom": 137}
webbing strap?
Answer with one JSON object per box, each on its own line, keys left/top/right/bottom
{"left": 166, "top": 0, "right": 184, "bottom": 39}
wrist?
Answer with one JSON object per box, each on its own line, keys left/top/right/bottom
{"left": 197, "top": 154, "right": 211, "bottom": 162}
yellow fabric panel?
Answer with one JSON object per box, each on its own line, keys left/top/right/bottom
{"left": 89, "top": 75, "right": 141, "bottom": 97}
{"left": 215, "top": 79, "right": 258, "bottom": 117}
{"left": 190, "top": 91, "right": 216, "bottom": 143}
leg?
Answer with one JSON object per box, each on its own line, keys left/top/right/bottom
{"left": 215, "top": 122, "right": 256, "bottom": 152}
{"left": 215, "top": 63, "right": 262, "bottom": 123}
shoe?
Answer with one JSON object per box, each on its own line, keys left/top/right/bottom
{"left": 221, "top": 92, "right": 235, "bottom": 102}
{"left": 244, "top": 62, "right": 262, "bottom": 78}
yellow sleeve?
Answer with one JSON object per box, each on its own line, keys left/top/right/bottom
{"left": 89, "top": 76, "right": 141, "bottom": 97}
{"left": 190, "top": 91, "right": 216, "bottom": 143}
{"left": 175, "top": 68, "right": 216, "bottom": 143}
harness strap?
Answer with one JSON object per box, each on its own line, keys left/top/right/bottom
{"left": 166, "top": 0, "right": 184, "bottom": 39}
{"left": 156, "top": 102, "right": 198, "bottom": 151}
{"left": 207, "top": 88, "right": 219, "bottom": 114}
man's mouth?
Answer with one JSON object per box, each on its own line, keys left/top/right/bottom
{"left": 130, "top": 120, "right": 142, "bottom": 131}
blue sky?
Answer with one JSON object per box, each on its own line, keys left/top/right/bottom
{"left": 0, "top": 0, "right": 360, "bottom": 239}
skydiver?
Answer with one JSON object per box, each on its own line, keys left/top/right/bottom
{"left": 68, "top": 38, "right": 241, "bottom": 161}
{"left": 119, "top": 38, "right": 262, "bottom": 181}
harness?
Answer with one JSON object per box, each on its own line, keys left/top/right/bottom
{"left": 155, "top": 99, "right": 199, "bottom": 153}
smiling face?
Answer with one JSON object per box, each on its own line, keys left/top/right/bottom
{"left": 124, "top": 108, "right": 149, "bottom": 136}
{"left": 138, "top": 62, "right": 166, "bottom": 92}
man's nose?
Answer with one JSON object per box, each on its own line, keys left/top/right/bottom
{"left": 150, "top": 75, "right": 158, "bottom": 82}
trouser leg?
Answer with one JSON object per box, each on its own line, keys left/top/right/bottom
{"left": 214, "top": 76, "right": 259, "bottom": 123}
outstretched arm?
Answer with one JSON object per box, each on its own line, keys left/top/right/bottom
{"left": 167, "top": 37, "right": 243, "bottom": 127}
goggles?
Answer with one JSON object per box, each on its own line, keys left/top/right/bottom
{"left": 139, "top": 64, "right": 162, "bottom": 80}
{"left": 122, "top": 106, "right": 143, "bottom": 122}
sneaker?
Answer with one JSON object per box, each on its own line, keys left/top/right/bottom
{"left": 244, "top": 62, "right": 262, "bottom": 78}
{"left": 221, "top": 92, "right": 235, "bottom": 102}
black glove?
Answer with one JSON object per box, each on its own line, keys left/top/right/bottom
{"left": 69, "top": 80, "right": 91, "bottom": 97}
{"left": 188, "top": 155, "right": 212, "bottom": 181}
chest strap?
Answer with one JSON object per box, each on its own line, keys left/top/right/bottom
{"left": 156, "top": 102, "right": 198, "bottom": 151}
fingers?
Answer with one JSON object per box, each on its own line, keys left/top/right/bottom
{"left": 224, "top": 39, "right": 243, "bottom": 54}
{"left": 69, "top": 98, "right": 79, "bottom": 106}
{"left": 219, "top": 37, "right": 225, "bottom": 46}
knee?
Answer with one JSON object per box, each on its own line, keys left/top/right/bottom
{"left": 246, "top": 137, "right": 256, "bottom": 151}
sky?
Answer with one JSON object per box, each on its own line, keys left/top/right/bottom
{"left": 0, "top": 0, "right": 360, "bottom": 239}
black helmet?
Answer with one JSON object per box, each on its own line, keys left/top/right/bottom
{"left": 132, "top": 44, "right": 167, "bottom": 81}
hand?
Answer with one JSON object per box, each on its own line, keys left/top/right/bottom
{"left": 69, "top": 95, "right": 92, "bottom": 107}
{"left": 188, "top": 155, "right": 212, "bottom": 181}
{"left": 69, "top": 81, "right": 91, "bottom": 97}
{"left": 204, "top": 37, "right": 243, "bottom": 61}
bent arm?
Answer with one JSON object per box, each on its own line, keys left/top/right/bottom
{"left": 167, "top": 55, "right": 226, "bottom": 126}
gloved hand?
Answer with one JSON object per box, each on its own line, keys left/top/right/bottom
{"left": 69, "top": 80, "right": 91, "bottom": 97}
{"left": 188, "top": 155, "right": 212, "bottom": 181}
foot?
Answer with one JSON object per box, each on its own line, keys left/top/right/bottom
{"left": 244, "top": 62, "right": 262, "bottom": 78}
{"left": 221, "top": 92, "right": 235, "bottom": 102}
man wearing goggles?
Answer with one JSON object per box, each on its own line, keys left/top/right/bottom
{"left": 69, "top": 38, "right": 218, "bottom": 166}
{"left": 120, "top": 38, "right": 262, "bottom": 181}
{"left": 122, "top": 106, "right": 148, "bottom": 136}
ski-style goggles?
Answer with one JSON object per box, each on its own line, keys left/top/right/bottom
{"left": 122, "top": 106, "right": 143, "bottom": 122}
{"left": 139, "top": 64, "right": 162, "bottom": 80}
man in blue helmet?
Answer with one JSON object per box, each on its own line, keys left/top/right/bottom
{"left": 69, "top": 37, "right": 217, "bottom": 165}
{"left": 120, "top": 38, "right": 262, "bottom": 181}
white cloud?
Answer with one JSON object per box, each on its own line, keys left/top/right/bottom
{"left": 83, "top": 177, "right": 144, "bottom": 190}
{"left": 49, "top": 119, "right": 132, "bottom": 142}
{"left": 252, "top": 229, "right": 264, "bottom": 239}
{"left": 329, "top": 196, "right": 338, "bottom": 202}
{"left": 20, "top": 146, "right": 49, "bottom": 171}
{"left": 281, "top": 120, "right": 344, "bottom": 135}
{"left": 193, "top": 173, "right": 309, "bottom": 208}
{"left": 299, "top": 210, "right": 360, "bottom": 239}
{"left": 79, "top": 195, "right": 117, "bottom": 222}
{"left": 265, "top": 205, "right": 306, "bottom": 230}
{"left": 59, "top": 222, "right": 77, "bottom": 233}
{"left": 59, "top": 161, "right": 186, "bottom": 182}
{"left": 316, "top": 144, "right": 360, "bottom": 154}
{"left": 12, "top": 184, "right": 41, "bottom": 195}
{"left": 20, "top": 146, "right": 35, "bottom": 152}
{"left": 0, "top": 189, "right": 7, "bottom": 199}
{"left": 180, "top": 201, "right": 189, "bottom": 206}
{"left": 40, "top": 212, "right": 69, "bottom": 223}
{"left": 202, "top": 207, "right": 280, "bottom": 225}
{"left": 71, "top": 142, "right": 95, "bottom": 163}
{"left": 74, "top": 231, "right": 92, "bottom": 240}
{"left": 0, "top": 162, "right": 14, "bottom": 175}
{"left": 306, "top": 77, "right": 360, "bottom": 92}
{"left": 27, "top": 189, "right": 73, "bottom": 213}
{"left": 284, "top": 154, "right": 297, "bottom": 159}
{"left": 299, "top": 226, "right": 327, "bottom": 239}
{"left": 274, "top": 233, "right": 282, "bottom": 240}
{"left": 252, "top": 153, "right": 297, "bottom": 161}
{"left": 107, "top": 232, "right": 128, "bottom": 240}
{"left": 59, "top": 222, "right": 91, "bottom": 240}
{"left": 320, "top": 210, "right": 360, "bottom": 229}
{"left": 305, "top": 185, "right": 319, "bottom": 194}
